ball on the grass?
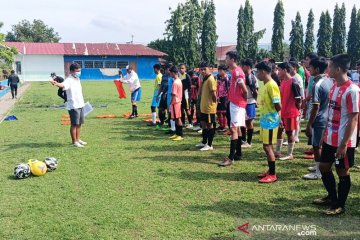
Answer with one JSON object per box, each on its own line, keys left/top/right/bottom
{"left": 44, "top": 157, "right": 58, "bottom": 172}
{"left": 14, "top": 163, "right": 31, "bottom": 179}
{"left": 28, "top": 159, "right": 47, "bottom": 176}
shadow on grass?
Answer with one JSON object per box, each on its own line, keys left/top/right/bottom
{"left": 157, "top": 170, "right": 300, "bottom": 182}
{"left": 2, "top": 142, "right": 69, "bottom": 150}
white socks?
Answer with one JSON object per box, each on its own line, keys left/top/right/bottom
{"left": 170, "top": 120, "right": 176, "bottom": 131}
{"left": 276, "top": 139, "right": 283, "bottom": 153}
{"left": 152, "top": 112, "right": 156, "bottom": 124}
{"left": 287, "top": 142, "right": 295, "bottom": 156}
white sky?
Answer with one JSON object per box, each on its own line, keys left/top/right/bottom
{"left": 1, "top": 0, "right": 359, "bottom": 45}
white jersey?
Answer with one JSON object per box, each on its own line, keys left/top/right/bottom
{"left": 63, "top": 75, "right": 85, "bottom": 110}
{"left": 122, "top": 71, "right": 141, "bottom": 93}
{"left": 324, "top": 80, "right": 359, "bottom": 148}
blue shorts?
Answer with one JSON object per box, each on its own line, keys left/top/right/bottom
{"left": 131, "top": 87, "right": 141, "bottom": 102}
{"left": 246, "top": 103, "right": 256, "bottom": 120}
{"left": 312, "top": 127, "right": 325, "bottom": 147}
{"left": 151, "top": 90, "right": 159, "bottom": 107}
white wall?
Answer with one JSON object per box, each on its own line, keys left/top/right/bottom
{"left": 15, "top": 55, "right": 64, "bottom": 81}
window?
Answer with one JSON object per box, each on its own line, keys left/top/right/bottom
{"left": 84, "top": 61, "right": 94, "bottom": 68}
{"left": 117, "top": 61, "right": 128, "bottom": 69}
{"left": 105, "top": 61, "right": 116, "bottom": 68}
{"left": 15, "top": 61, "right": 22, "bottom": 74}
{"left": 94, "top": 61, "right": 103, "bottom": 68}
{"left": 74, "top": 61, "right": 83, "bottom": 68}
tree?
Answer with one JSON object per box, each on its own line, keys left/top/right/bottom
{"left": 304, "top": 9, "right": 315, "bottom": 57}
{"left": 201, "top": 0, "right": 218, "bottom": 65}
{"left": 184, "top": 0, "right": 203, "bottom": 68}
{"left": 332, "top": 3, "right": 346, "bottom": 55}
{"left": 289, "top": 12, "right": 304, "bottom": 60}
{"left": 237, "top": 0, "right": 265, "bottom": 60}
{"left": 236, "top": 5, "right": 245, "bottom": 60}
{"left": 6, "top": 19, "right": 60, "bottom": 42}
{"left": 317, "top": 11, "right": 332, "bottom": 57}
{"left": 347, "top": 6, "right": 360, "bottom": 67}
{"left": 271, "top": 0, "right": 285, "bottom": 61}
{"left": 0, "top": 22, "right": 18, "bottom": 68}
{"left": 165, "top": 4, "right": 186, "bottom": 65}
{"left": 148, "top": 38, "right": 174, "bottom": 63}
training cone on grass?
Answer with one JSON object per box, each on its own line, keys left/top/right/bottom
{"left": 96, "top": 114, "right": 117, "bottom": 118}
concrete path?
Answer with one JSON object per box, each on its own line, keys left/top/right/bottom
{"left": 0, "top": 82, "right": 31, "bottom": 124}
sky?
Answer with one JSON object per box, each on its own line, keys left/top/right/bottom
{"left": 1, "top": 0, "right": 359, "bottom": 46}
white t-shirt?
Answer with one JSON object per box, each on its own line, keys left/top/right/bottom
{"left": 63, "top": 75, "right": 85, "bottom": 110}
{"left": 122, "top": 71, "right": 141, "bottom": 93}
{"left": 351, "top": 72, "right": 359, "bottom": 84}
{"left": 294, "top": 73, "right": 305, "bottom": 98}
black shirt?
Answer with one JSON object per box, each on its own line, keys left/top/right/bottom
{"left": 8, "top": 74, "right": 20, "bottom": 86}
{"left": 54, "top": 76, "right": 64, "bottom": 83}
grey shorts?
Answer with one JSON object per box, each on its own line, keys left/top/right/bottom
{"left": 68, "top": 108, "right": 84, "bottom": 125}
{"left": 311, "top": 127, "right": 325, "bottom": 147}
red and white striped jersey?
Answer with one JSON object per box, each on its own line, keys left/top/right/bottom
{"left": 324, "top": 80, "right": 360, "bottom": 148}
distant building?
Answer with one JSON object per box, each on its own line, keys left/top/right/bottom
{"left": 216, "top": 43, "right": 272, "bottom": 66}
{"left": 3, "top": 42, "right": 166, "bottom": 81}
{"left": 216, "top": 45, "right": 236, "bottom": 66}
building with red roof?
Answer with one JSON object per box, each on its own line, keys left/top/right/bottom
{"left": 3, "top": 42, "right": 166, "bottom": 81}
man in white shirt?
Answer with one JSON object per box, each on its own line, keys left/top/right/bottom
{"left": 351, "top": 61, "right": 360, "bottom": 84}
{"left": 51, "top": 63, "right": 87, "bottom": 148}
{"left": 119, "top": 65, "right": 142, "bottom": 119}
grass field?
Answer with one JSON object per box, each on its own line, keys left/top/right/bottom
{"left": 0, "top": 81, "right": 360, "bottom": 239}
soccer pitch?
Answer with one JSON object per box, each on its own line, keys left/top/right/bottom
{"left": 0, "top": 81, "right": 359, "bottom": 239}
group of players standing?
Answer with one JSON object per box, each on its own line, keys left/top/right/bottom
{"left": 139, "top": 51, "right": 359, "bottom": 215}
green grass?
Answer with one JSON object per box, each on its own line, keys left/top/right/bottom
{"left": 0, "top": 81, "right": 359, "bottom": 240}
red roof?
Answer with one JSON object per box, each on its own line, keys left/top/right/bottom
{"left": 5, "top": 42, "right": 64, "bottom": 55}
{"left": 216, "top": 45, "right": 236, "bottom": 61}
{"left": 4, "top": 42, "right": 166, "bottom": 57}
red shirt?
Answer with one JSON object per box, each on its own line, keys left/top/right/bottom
{"left": 228, "top": 66, "right": 247, "bottom": 108}
{"left": 280, "top": 78, "right": 301, "bottom": 118}
{"left": 171, "top": 78, "right": 183, "bottom": 104}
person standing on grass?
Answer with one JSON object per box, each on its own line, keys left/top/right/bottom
{"left": 189, "top": 70, "right": 201, "bottom": 127}
{"left": 216, "top": 65, "right": 230, "bottom": 132}
{"left": 51, "top": 63, "right": 87, "bottom": 148}
{"left": 179, "top": 64, "right": 193, "bottom": 129}
{"left": 168, "top": 66, "right": 184, "bottom": 141}
{"left": 289, "top": 60, "right": 305, "bottom": 144}
{"left": 303, "top": 57, "right": 332, "bottom": 180}
{"left": 313, "top": 54, "right": 359, "bottom": 215}
{"left": 275, "top": 62, "right": 302, "bottom": 161}
{"left": 165, "top": 66, "right": 176, "bottom": 135}
{"left": 256, "top": 61, "right": 281, "bottom": 183}
{"left": 240, "top": 58, "right": 258, "bottom": 148}
{"left": 195, "top": 61, "right": 217, "bottom": 151}
{"left": 119, "top": 65, "right": 141, "bottom": 119}
{"left": 218, "top": 51, "right": 248, "bottom": 167}
{"left": 148, "top": 64, "right": 162, "bottom": 126}
{"left": 302, "top": 53, "right": 319, "bottom": 157}
{"left": 7, "top": 70, "right": 20, "bottom": 99}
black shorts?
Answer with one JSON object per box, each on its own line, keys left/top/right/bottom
{"left": 68, "top": 108, "right": 84, "bottom": 125}
{"left": 159, "top": 95, "right": 167, "bottom": 109}
{"left": 181, "top": 98, "right": 190, "bottom": 110}
{"left": 200, "top": 113, "right": 216, "bottom": 124}
{"left": 320, "top": 143, "right": 355, "bottom": 169}
{"left": 217, "top": 97, "right": 228, "bottom": 112}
